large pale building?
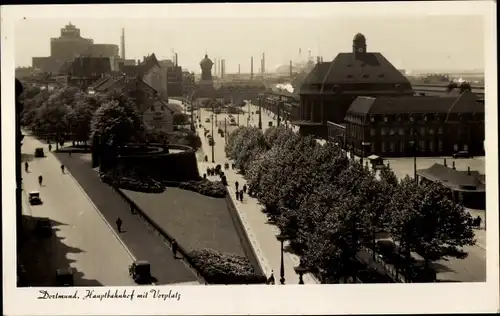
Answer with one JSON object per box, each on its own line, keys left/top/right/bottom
{"left": 32, "top": 22, "right": 119, "bottom": 74}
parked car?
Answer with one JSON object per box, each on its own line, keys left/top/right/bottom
{"left": 453, "top": 151, "right": 472, "bottom": 159}
{"left": 205, "top": 118, "right": 210, "bottom": 123}
{"left": 28, "top": 191, "right": 42, "bottom": 205}
{"left": 34, "top": 147, "right": 45, "bottom": 157}
{"left": 129, "top": 261, "right": 152, "bottom": 284}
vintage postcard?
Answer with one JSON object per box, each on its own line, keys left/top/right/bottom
{"left": 1, "top": 2, "right": 498, "bottom": 315}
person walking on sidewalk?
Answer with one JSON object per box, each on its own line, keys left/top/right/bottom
{"left": 172, "top": 239, "right": 178, "bottom": 258}
{"left": 267, "top": 270, "right": 275, "bottom": 285}
{"left": 116, "top": 217, "right": 123, "bottom": 233}
{"left": 61, "top": 164, "right": 65, "bottom": 174}
{"left": 48, "top": 144, "right": 52, "bottom": 152}
{"left": 235, "top": 181, "right": 239, "bottom": 192}
{"left": 24, "top": 161, "right": 29, "bottom": 173}
{"left": 239, "top": 190, "right": 244, "bottom": 202}
{"left": 235, "top": 190, "right": 240, "bottom": 201}
{"left": 243, "top": 184, "right": 247, "bottom": 194}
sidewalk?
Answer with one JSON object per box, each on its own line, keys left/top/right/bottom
{"left": 197, "top": 115, "right": 318, "bottom": 285}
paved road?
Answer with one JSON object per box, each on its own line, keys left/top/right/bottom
{"left": 54, "top": 151, "right": 201, "bottom": 285}
{"left": 21, "top": 135, "right": 136, "bottom": 286}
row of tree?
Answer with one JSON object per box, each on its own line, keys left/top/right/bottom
{"left": 20, "top": 84, "right": 191, "bottom": 148}
{"left": 225, "top": 125, "right": 476, "bottom": 283}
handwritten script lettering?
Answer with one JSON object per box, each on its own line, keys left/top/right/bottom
{"left": 36, "top": 288, "right": 182, "bottom": 302}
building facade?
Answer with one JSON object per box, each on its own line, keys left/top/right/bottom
{"left": 60, "top": 56, "right": 112, "bottom": 90}
{"left": 343, "top": 91, "right": 484, "bottom": 157}
{"left": 296, "top": 33, "right": 414, "bottom": 138}
{"left": 88, "top": 75, "right": 174, "bottom": 132}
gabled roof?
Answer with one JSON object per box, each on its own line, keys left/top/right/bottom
{"left": 417, "top": 163, "right": 485, "bottom": 192}
{"left": 300, "top": 49, "right": 412, "bottom": 95}
{"left": 347, "top": 91, "right": 482, "bottom": 116}
{"left": 138, "top": 53, "right": 161, "bottom": 73}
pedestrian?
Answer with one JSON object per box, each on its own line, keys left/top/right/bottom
{"left": 267, "top": 270, "right": 275, "bottom": 285}
{"left": 235, "top": 190, "right": 240, "bottom": 201}
{"left": 476, "top": 216, "right": 482, "bottom": 228}
{"left": 235, "top": 181, "right": 239, "bottom": 192}
{"left": 61, "top": 164, "right": 65, "bottom": 174}
{"left": 48, "top": 144, "right": 52, "bottom": 152}
{"left": 239, "top": 190, "right": 244, "bottom": 202}
{"left": 24, "top": 161, "right": 29, "bottom": 173}
{"left": 172, "top": 239, "right": 178, "bottom": 258}
{"left": 206, "top": 167, "right": 210, "bottom": 176}
{"left": 243, "top": 184, "right": 247, "bottom": 194}
{"left": 116, "top": 217, "right": 123, "bottom": 233}
{"left": 68, "top": 150, "right": 72, "bottom": 156}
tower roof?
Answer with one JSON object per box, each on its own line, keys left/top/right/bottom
{"left": 200, "top": 54, "right": 213, "bottom": 66}
{"left": 353, "top": 33, "right": 366, "bottom": 41}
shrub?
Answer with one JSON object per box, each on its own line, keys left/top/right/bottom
{"left": 177, "top": 179, "right": 226, "bottom": 198}
{"left": 100, "top": 167, "right": 165, "bottom": 193}
{"left": 189, "top": 249, "right": 267, "bottom": 284}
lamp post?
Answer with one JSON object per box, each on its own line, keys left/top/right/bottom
{"left": 361, "top": 141, "right": 371, "bottom": 167}
{"left": 224, "top": 118, "right": 227, "bottom": 145}
{"left": 211, "top": 114, "right": 215, "bottom": 163}
{"left": 294, "top": 259, "right": 309, "bottom": 284}
{"left": 258, "top": 96, "right": 263, "bottom": 130}
{"left": 276, "top": 232, "right": 290, "bottom": 285}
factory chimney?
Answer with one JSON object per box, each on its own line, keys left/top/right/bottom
{"left": 120, "top": 28, "right": 126, "bottom": 59}
{"left": 251, "top": 56, "right": 254, "bottom": 79}
{"left": 222, "top": 59, "right": 225, "bottom": 79}
{"left": 289, "top": 60, "right": 293, "bottom": 77}
{"left": 175, "top": 53, "right": 178, "bottom": 67}
{"left": 262, "top": 52, "right": 265, "bottom": 74}
{"left": 238, "top": 64, "right": 241, "bottom": 74}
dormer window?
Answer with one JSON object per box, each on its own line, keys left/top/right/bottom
{"left": 409, "top": 115, "right": 414, "bottom": 122}
{"left": 423, "top": 115, "right": 428, "bottom": 121}
{"left": 384, "top": 116, "right": 388, "bottom": 122}
{"left": 370, "top": 116, "right": 375, "bottom": 123}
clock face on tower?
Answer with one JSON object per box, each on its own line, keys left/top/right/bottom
{"left": 358, "top": 48, "right": 364, "bottom": 53}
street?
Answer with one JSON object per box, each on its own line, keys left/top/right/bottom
{"left": 21, "top": 134, "right": 136, "bottom": 286}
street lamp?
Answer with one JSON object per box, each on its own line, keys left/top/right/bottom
{"left": 211, "top": 114, "right": 215, "bottom": 163}
{"left": 258, "top": 96, "right": 263, "bottom": 130}
{"left": 294, "top": 259, "right": 309, "bottom": 284}
{"left": 276, "top": 232, "right": 290, "bottom": 285}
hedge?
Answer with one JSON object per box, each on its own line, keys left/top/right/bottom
{"left": 100, "top": 167, "right": 165, "bottom": 193}
{"left": 189, "top": 249, "right": 267, "bottom": 284}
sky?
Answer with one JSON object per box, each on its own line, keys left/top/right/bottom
{"left": 10, "top": 3, "right": 488, "bottom": 74}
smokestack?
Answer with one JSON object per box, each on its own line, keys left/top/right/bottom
{"left": 222, "top": 59, "right": 225, "bottom": 79}
{"left": 121, "top": 28, "right": 126, "bottom": 59}
{"left": 238, "top": 64, "right": 240, "bottom": 74}
{"left": 175, "top": 53, "right": 178, "bottom": 67}
{"left": 251, "top": 56, "right": 254, "bottom": 79}
{"left": 289, "top": 60, "right": 292, "bottom": 77}
{"left": 317, "top": 56, "right": 320, "bottom": 64}
{"left": 262, "top": 52, "right": 265, "bottom": 74}
{"left": 308, "top": 49, "right": 312, "bottom": 61}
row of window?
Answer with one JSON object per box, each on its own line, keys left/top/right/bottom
{"left": 370, "top": 141, "right": 469, "bottom": 153}
{"left": 370, "top": 127, "right": 444, "bottom": 136}
{"left": 347, "top": 113, "right": 481, "bottom": 123}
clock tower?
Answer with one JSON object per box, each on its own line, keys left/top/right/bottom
{"left": 352, "top": 33, "right": 367, "bottom": 56}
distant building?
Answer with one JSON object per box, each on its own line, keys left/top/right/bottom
{"left": 343, "top": 91, "right": 484, "bottom": 157}
{"left": 192, "top": 54, "right": 217, "bottom": 99}
{"left": 88, "top": 75, "right": 174, "bottom": 132}
{"left": 166, "top": 66, "right": 183, "bottom": 97}
{"left": 296, "top": 33, "right": 414, "bottom": 138}
{"left": 32, "top": 22, "right": 120, "bottom": 74}
{"left": 182, "top": 71, "right": 195, "bottom": 97}
{"left": 59, "top": 56, "right": 112, "bottom": 90}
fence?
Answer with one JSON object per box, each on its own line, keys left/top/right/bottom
{"left": 112, "top": 186, "right": 207, "bottom": 284}
{"left": 223, "top": 187, "right": 266, "bottom": 278}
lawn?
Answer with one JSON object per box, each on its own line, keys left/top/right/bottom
{"left": 123, "top": 188, "right": 246, "bottom": 257}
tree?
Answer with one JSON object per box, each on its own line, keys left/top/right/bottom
{"left": 66, "top": 95, "right": 101, "bottom": 145}
{"left": 90, "top": 93, "right": 143, "bottom": 146}
{"left": 173, "top": 112, "right": 189, "bottom": 125}
{"left": 33, "top": 94, "right": 72, "bottom": 147}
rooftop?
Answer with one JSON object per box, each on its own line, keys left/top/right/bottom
{"left": 417, "top": 163, "right": 485, "bottom": 192}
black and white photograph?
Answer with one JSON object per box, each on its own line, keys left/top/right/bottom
{"left": 2, "top": 2, "right": 498, "bottom": 315}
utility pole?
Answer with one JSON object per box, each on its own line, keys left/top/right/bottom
{"left": 224, "top": 118, "right": 227, "bottom": 145}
